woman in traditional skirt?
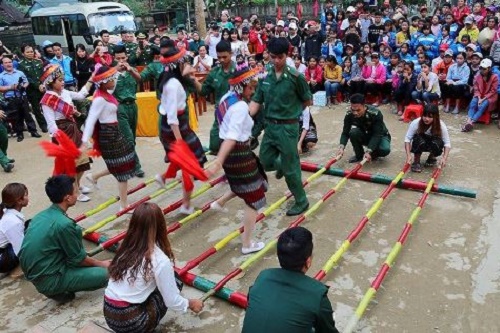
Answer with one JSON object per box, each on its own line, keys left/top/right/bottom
{"left": 156, "top": 47, "right": 207, "bottom": 215}
{"left": 206, "top": 68, "right": 267, "bottom": 255}
{"left": 39, "top": 64, "right": 94, "bottom": 202}
{"left": 404, "top": 104, "right": 451, "bottom": 173}
{"left": 81, "top": 66, "right": 136, "bottom": 211}
{"left": 298, "top": 106, "right": 318, "bottom": 154}
{"left": 103, "top": 202, "right": 203, "bottom": 333}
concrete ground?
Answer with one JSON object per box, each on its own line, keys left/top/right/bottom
{"left": 1, "top": 101, "right": 499, "bottom": 333}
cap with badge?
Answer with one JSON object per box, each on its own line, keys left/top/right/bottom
{"left": 480, "top": 58, "right": 492, "bottom": 68}
{"left": 135, "top": 31, "right": 147, "bottom": 39}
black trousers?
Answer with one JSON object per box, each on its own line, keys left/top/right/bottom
{"left": 440, "top": 82, "right": 468, "bottom": 99}
{"left": 393, "top": 83, "right": 413, "bottom": 105}
{"left": 411, "top": 133, "right": 444, "bottom": 156}
{"left": 6, "top": 96, "right": 38, "bottom": 135}
{"left": 350, "top": 80, "right": 365, "bottom": 95}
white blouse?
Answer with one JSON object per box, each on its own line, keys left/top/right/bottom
{"left": 193, "top": 55, "right": 214, "bottom": 73}
{"left": 219, "top": 92, "right": 254, "bottom": 142}
{"left": 0, "top": 209, "right": 25, "bottom": 255}
{"left": 41, "top": 87, "right": 89, "bottom": 135}
{"left": 300, "top": 107, "right": 311, "bottom": 131}
{"left": 404, "top": 118, "right": 451, "bottom": 148}
{"left": 105, "top": 246, "right": 189, "bottom": 312}
{"left": 159, "top": 78, "right": 186, "bottom": 126}
{"left": 81, "top": 96, "right": 118, "bottom": 144}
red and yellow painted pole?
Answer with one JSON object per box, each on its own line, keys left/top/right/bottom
{"left": 177, "top": 156, "right": 341, "bottom": 277}
{"left": 74, "top": 178, "right": 180, "bottom": 223}
{"left": 344, "top": 167, "right": 442, "bottom": 333}
{"left": 199, "top": 159, "right": 367, "bottom": 302}
{"left": 85, "top": 176, "right": 226, "bottom": 254}
{"left": 314, "top": 163, "right": 410, "bottom": 281}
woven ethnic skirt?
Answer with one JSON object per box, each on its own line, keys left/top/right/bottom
{"left": 223, "top": 141, "right": 268, "bottom": 210}
{"left": 98, "top": 123, "right": 136, "bottom": 182}
{"left": 54, "top": 119, "right": 91, "bottom": 173}
{"left": 160, "top": 112, "right": 207, "bottom": 167}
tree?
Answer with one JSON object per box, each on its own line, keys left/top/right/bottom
{"left": 120, "top": 0, "right": 150, "bottom": 17}
{"left": 194, "top": 0, "right": 207, "bottom": 36}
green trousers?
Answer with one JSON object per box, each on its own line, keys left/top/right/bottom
{"left": 349, "top": 128, "right": 391, "bottom": 159}
{"left": 209, "top": 117, "right": 221, "bottom": 153}
{"left": 34, "top": 266, "right": 108, "bottom": 296}
{"left": 118, "top": 103, "right": 142, "bottom": 171}
{"left": 259, "top": 122, "right": 307, "bottom": 205}
{"left": 251, "top": 106, "right": 266, "bottom": 139}
{"left": 0, "top": 122, "right": 10, "bottom": 167}
{"left": 27, "top": 88, "right": 47, "bottom": 130}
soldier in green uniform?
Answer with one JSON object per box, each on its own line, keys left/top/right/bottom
{"left": 99, "top": 29, "right": 115, "bottom": 55}
{"left": 242, "top": 227, "right": 339, "bottom": 333}
{"left": 191, "top": 41, "right": 235, "bottom": 154}
{"left": 19, "top": 175, "right": 109, "bottom": 303}
{"left": 249, "top": 37, "right": 312, "bottom": 216}
{"left": 135, "top": 31, "right": 154, "bottom": 66}
{"left": 18, "top": 45, "right": 48, "bottom": 132}
{"left": 139, "top": 46, "right": 163, "bottom": 97}
{"left": 337, "top": 93, "right": 391, "bottom": 163}
{"left": 113, "top": 46, "right": 145, "bottom": 177}
{"left": 123, "top": 31, "right": 139, "bottom": 66}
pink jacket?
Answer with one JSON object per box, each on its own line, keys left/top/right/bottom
{"left": 361, "top": 63, "right": 387, "bottom": 84}
{"left": 305, "top": 66, "right": 324, "bottom": 85}
{"left": 473, "top": 73, "right": 498, "bottom": 108}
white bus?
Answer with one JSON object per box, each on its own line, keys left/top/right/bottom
{"left": 30, "top": 2, "right": 137, "bottom": 52}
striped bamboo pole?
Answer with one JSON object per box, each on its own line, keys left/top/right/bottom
{"left": 344, "top": 167, "right": 443, "bottom": 333}
{"left": 177, "top": 155, "right": 341, "bottom": 277}
{"left": 300, "top": 161, "right": 476, "bottom": 198}
{"left": 314, "top": 163, "right": 410, "bottom": 281}
{"left": 199, "top": 159, "right": 367, "bottom": 302}
{"left": 84, "top": 176, "right": 226, "bottom": 253}
{"left": 74, "top": 178, "right": 179, "bottom": 222}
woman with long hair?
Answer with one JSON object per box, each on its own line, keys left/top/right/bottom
{"left": 74, "top": 44, "right": 95, "bottom": 91}
{"left": 395, "top": 20, "right": 411, "bottom": 49}
{"left": 404, "top": 104, "right": 450, "bottom": 173}
{"left": 205, "top": 68, "right": 267, "bottom": 254}
{"left": 81, "top": 66, "right": 136, "bottom": 211}
{"left": 104, "top": 202, "right": 203, "bottom": 333}
{"left": 40, "top": 64, "right": 94, "bottom": 202}
{"left": 0, "top": 183, "right": 28, "bottom": 274}
{"left": 443, "top": 52, "right": 470, "bottom": 114}
{"left": 156, "top": 47, "right": 207, "bottom": 214}
{"left": 229, "top": 28, "right": 245, "bottom": 62}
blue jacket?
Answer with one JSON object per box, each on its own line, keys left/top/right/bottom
{"left": 50, "top": 55, "right": 75, "bottom": 85}
{"left": 399, "top": 52, "right": 415, "bottom": 62}
{"left": 415, "top": 34, "right": 439, "bottom": 59}
{"left": 447, "top": 23, "right": 461, "bottom": 40}
{"left": 446, "top": 62, "right": 470, "bottom": 85}
{"left": 321, "top": 40, "right": 343, "bottom": 64}
{"left": 491, "top": 66, "right": 500, "bottom": 93}
{"left": 378, "top": 32, "right": 396, "bottom": 50}
{"left": 451, "top": 43, "right": 467, "bottom": 55}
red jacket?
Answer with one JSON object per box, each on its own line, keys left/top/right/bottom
{"left": 249, "top": 29, "right": 268, "bottom": 54}
{"left": 305, "top": 65, "right": 323, "bottom": 85}
{"left": 452, "top": 6, "right": 471, "bottom": 25}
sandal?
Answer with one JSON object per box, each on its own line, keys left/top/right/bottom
{"left": 461, "top": 123, "right": 473, "bottom": 132}
{"left": 411, "top": 162, "right": 422, "bottom": 173}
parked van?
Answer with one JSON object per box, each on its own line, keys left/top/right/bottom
{"left": 30, "top": 2, "right": 137, "bottom": 52}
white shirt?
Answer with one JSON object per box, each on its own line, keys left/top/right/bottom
{"left": 105, "top": 246, "right": 189, "bottom": 311}
{"left": 294, "top": 63, "right": 307, "bottom": 75}
{"left": 300, "top": 107, "right": 311, "bottom": 130}
{"left": 193, "top": 54, "right": 214, "bottom": 73}
{"left": 219, "top": 92, "right": 254, "bottom": 142}
{"left": 159, "top": 78, "right": 186, "bottom": 125}
{"left": 286, "top": 57, "right": 295, "bottom": 67}
{"left": 81, "top": 96, "right": 118, "bottom": 143}
{"left": 207, "top": 35, "right": 221, "bottom": 58}
{"left": 41, "top": 87, "right": 89, "bottom": 135}
{"left": 404, "top": 118, "right": 451, "bottom": 148}
{"left": 0, "top": 209, "right": 25, "bottom": 255}
{"left": 417, "top": 72, "right": 441, "bottom": 97}
{"left": 230, "top": 40, "right": 244, "bottom": 61}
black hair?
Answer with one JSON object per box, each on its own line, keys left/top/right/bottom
{"left": 277, "top": 227, "right": 313, "bottom": 272}
{"left": 99, "top": 30, "right": 110, "bottom": 37}
{"left": 326, "top": 55, "right": 338, "bottom": 65}
{"left": 45, "top": 175, "right": 75, "bottom": 204}
{"left": 75, "top": 44, "right": 86, "bottom": 54}
{"left": 404, "top": 60, "right": 415, "bottom": 70}
{"left": 52, "top": 42, "right": 62, "bottom": 48}
{"left": 113, "top": 45, "right": 127, "bottom": 55}
{"left": 350, "top": 93, "right": 365, "bottom": 104}
{"left": 157, "top": 50, "right": 192, "bottom": 95}
{"left": 267, "top": 37, "right": 289, "bottom": 55}
{"left": 216, "top": 40, "right": 232, "bottom": 53}
{"left": 442, "top": 25, "right": 450, "bottom": 33}
{"left": 21, "top": 44, "right": 33, "bottom": 53}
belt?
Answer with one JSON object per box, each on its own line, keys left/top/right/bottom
{"left": 119, "top": 100, "right": 136, "bottom": 105}
{"left": 104, "top": 295, "right": 131, "bottom": 307}
{"left": 266, "top": 118, "right": 298, "bottom": 124}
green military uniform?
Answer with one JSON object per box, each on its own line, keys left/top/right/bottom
{"left": 114, "top": 71, "right": 142, "bottom": 173}
{"left": 123, "top": 42, "right": 139, "bottom": 66}
{"left": 200, "top": 62, "right": 236, "bottom": 153}
{"left": 242, "top": 268, "right": 339, "bottom": 333}
{"left": 339, "top": 105, "right": 391, "bottom": 160}
{"left": 136, "top": 44, "right": 154, "bottom": 66}
{"left": 252, "top": 65, "right": 312, "bottom": 214}
{"left": 140, "top": 61, "right": 163, "bottom": 98}
{"left": 19, "top": 205, "right": 108, "bottom": 297}
{"left": 264, "top": 61, "right": 274, "bottom": 73}
{"left": 17, "top": 58, "right": 47, "bottom": 131}
{"left": 0, "top": 120, "right": 11, "bottom": 169}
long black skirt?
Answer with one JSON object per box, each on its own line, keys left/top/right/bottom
{"left": 99, "top": 123, "right": 136, "bottom": 182}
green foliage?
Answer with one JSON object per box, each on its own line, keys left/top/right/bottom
{"left": 119, "top": 0, "right": 150, "bottom": 17}
{"left": 5, "top": 0, "right": 29, "bottom": 13}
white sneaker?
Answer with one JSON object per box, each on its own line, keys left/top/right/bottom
{"left": 77, "top": 194, "right": 91, "bottom": 202}
{"left": 85, "top": 173, "right": 100, "bottom": 189}
{"left": 155, "top": 174, "right": 166, "bottom": 187}
{"left": 179, "top": 205, "right": 195, "bottom": 215}
{"left": 241, "top": 242, "right": 265, "bottom": 255}
{"left": 210, "top": 201, "right": 228, "bottom": 212}
{"left": 79, "top": 185, "right": 91, "bottom": 194}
